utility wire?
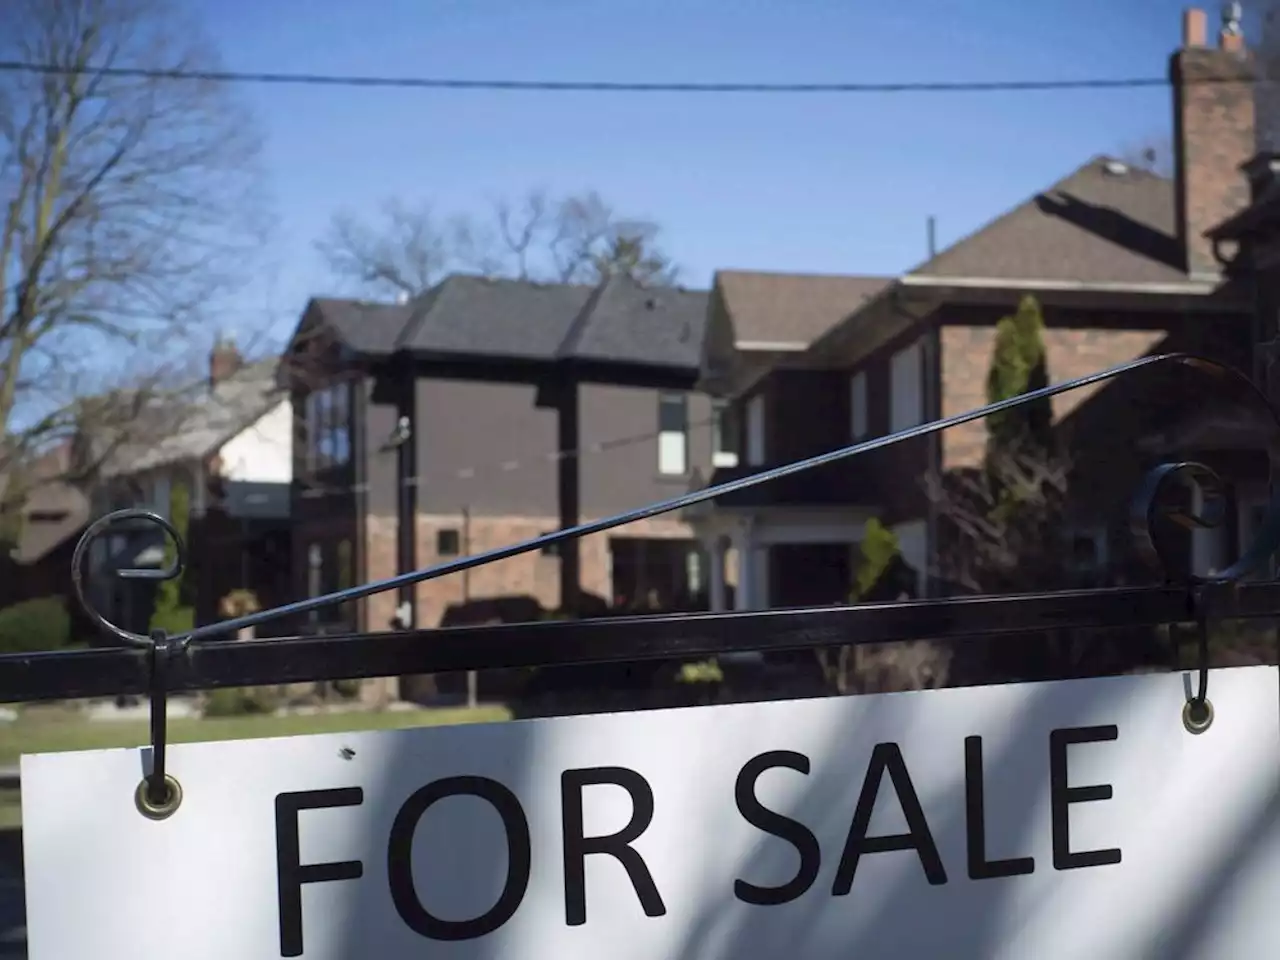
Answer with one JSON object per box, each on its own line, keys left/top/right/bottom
{"left": 295, "top": 412, "right": 727, "bottom": 500}
{"left": 0, "top": 59, "right": 1253, "bottom": 94}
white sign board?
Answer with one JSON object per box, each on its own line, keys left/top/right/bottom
{"left": 20, "top": 666, "right": 1280, "bottom": 960}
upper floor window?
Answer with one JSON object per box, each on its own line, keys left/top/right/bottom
{"left": 657, "top": 393, "right": 689, "bottom": 476}
{"left": 850, "top": 370, "right": 869, "bottom": 440}
{"left": 305, "top": 382, "right": 352, "bottom": 470}
{"left": 889, "top": 339, "right": 924, "bottom": 433}
{"left": 745, "top": 393, "right": 765, "bottom": 466}
{"left": 711, "top": 400, "right": 738, "bottom": 468}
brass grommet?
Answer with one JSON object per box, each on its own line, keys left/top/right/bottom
{"left": 1182, "top": 698, "right": 1214, "bottom": 735}
{"left": 134, "top": 774, "right": 183, "bottom": 820}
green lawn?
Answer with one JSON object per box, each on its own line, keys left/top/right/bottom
{"left": 0, "top": 703, "right": 511, "bottom": 829}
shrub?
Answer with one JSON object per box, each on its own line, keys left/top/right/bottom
{"left": 852, "top": 518, "right": 901, "bottom": 600}
{"left": 202, "top": 686, "right": 279, "bottom": 717}
{"left": 150, "top": 480, "right": 195, "bottom": 637}
{"left": 0, "top": 595, "right": 72, "bottom": 653}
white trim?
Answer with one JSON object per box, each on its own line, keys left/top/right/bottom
{"left": 898, "top": 274, "right": 1218, "bottom": 295}
{"left": 735, "top": 339, "right": 809, "bottom": 352}
{"left": 690, "top": 507, "right": 875, "bottom": 548}
{"left": 889, "top": 339, "right": 924, "bottom": 432}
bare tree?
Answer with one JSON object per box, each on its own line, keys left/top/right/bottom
{"left": 1, "top": 0, "right": 265, "bottom": 483}
{"left": 317, "top": 188, "right": 679, "bottom": 299}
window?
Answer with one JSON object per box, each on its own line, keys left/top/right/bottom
{"left": 890, "top": 340, "right": 924, "bottom": 432}
{"left": 307, "top": 543, "right": 323, "bottom": 599}
{"left": 850, "top": 370, "right": 869, "bottom": 440}
{"left": 711, "top": 400, "right": 738, "bottom": 468}
{"left": 745, "top": 393, "right": 765, "bottom": 466}
{"left": 1066, "top": 527, "right": 1108, "bottom": 576}
{"left": 305, "top": 382, "right": 353, "bottom": 470}
{"left": 657, "top": 393, "right": 689, "bottom": 476}
{"left": 436, "top": 529, "right": 461, "bottom": 556}
{"left": 27, "top": 510, "right": 68, "bottom": 524}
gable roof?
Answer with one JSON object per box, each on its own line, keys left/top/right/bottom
{"left": 907, "top": 156, "right": 1187, "bottom": 286}
{"left": 90, "top": 357, "right": 284, "bottom": 478}
{"left": 309, "top": 273, "right": 711, "bottom": 373}
{"left": 310, "top": 298, "right": 411, "bottom": 355}
{"left": 714, "top": 270, "right": 892, "bottom": 347}
{"left": 559, "top": 275, "right": 709, "bottom": 368}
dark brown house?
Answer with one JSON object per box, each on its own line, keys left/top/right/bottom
{"left": 280, "top": 272, "right": 718, "bottom": 649}
{"left": 687, "top": 6, "right": 1263, "bottom": 608}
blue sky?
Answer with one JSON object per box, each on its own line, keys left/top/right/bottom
{"left": 196, "top": 0, "right": 1194, "bottom": 346}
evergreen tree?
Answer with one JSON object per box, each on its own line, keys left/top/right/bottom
{"left": 150, "top": 480, "right": 195, "bottom": 636}
{"left": 985, "top": 295, "right": 1052, "bottom": 460}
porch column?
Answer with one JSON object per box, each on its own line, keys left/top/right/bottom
{"left": 733, "top": 522, "right": 756, "bottom": 611}
{"left": 708, "top": 536, "right": 727, "bottom": 612}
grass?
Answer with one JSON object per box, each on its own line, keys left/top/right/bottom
{"left": 0, "top": 702, "right": 511, "bottom": 830}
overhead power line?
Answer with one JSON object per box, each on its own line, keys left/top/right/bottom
{"left": 0, "top": 59, "right": 1248, "bottom": 95}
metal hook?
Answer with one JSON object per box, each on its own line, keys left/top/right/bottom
{"left": 70, "top": 508, "right": 187, "bottom": 648}
{"left": 1130, "top": 461, "right": 1228, "bottom": 582}
{"left": 135, "top": 630, "right": 182, "bottom": 820}
{"left": 1182, "top": 582, "right": 1231, "bottom": 735}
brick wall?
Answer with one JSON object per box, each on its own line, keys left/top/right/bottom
{"left": 365, "top": 512, "right": 700, "bottom": 629}
{"left": 940, "top": 326, "right": 1166, "bottom": 469}
{"left": 1171, "top": 8, "right": 1255, "bottom": 279}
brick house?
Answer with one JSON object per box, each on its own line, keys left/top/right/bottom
{"left": 280, "top": 272, "right": 720, "bottom": 643}
{"left": 687, "top": 6, "right": 1262, "bottom": 608}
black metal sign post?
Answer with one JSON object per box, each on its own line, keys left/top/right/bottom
{"left": 2, "top": 352, "right": 1279, "bottom": 736}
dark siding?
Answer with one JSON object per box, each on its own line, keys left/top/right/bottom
{"left": 364, "top": 379, "right": 399, "bottom": 517}
{"left": 578, "top": 384, "right": 715, "bottom": 517}
{"left": 413, "top": 377, "right": 558, "bottom": 516}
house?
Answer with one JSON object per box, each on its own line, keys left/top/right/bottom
{"left": 280, "top": 272, "right": 715, "bottom": 649}
{"left": 77, "top": 338, "right": 293, "bottom": 639}
{"left": 687, "top": 6, "right": 1261, "bottom": 610}
{"left": 0, "top": 442, "right": 90, "bottom": 611}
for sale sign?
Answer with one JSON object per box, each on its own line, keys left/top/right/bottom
{"left": 20, "top": 667, "right": 1280, "bottom": 959}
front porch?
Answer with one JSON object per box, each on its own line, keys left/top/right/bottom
{"left": 690, "top": 506, "right": 879, "bottom": 612}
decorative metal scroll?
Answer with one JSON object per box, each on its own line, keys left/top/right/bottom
{"left": 22, "top": 351, "right": 1280, "bottom": 817}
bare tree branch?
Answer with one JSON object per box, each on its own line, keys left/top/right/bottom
{"left": 316, "top": 187, "right": 680, "bottom": 298}
{"left": 0, "top": 0, "right": 266, "bottom": 492}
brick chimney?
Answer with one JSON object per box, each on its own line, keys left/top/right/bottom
{"left": 209, "top": 335, "right": 242, "bottom": 388}
{"left": 1171, "top": 5, "right": 1256, "bottom": 279}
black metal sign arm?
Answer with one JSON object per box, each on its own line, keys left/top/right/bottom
{"left": 0, "top": 350, "right": 1277, "bottom": 706}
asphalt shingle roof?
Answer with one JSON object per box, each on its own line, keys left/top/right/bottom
{"left": 93, "top": 357, "right": 284, "bottom": 477}
{"left": 310, "top": 274, "right": 710, "bottom": 373}
{"left": 397, "top": 276, "right": 594, "bottom": 360}
{"left": 909, "top": 156, "right": 1186, "bottom": 285}
{"left": 714, "top": 271, "right": 892, "bottom": 347}
{"left": 311, "top": 299, "right": 411, "bottom": 355}
{"left": 562, "top": 275, "right": 708, "bottom": 368}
